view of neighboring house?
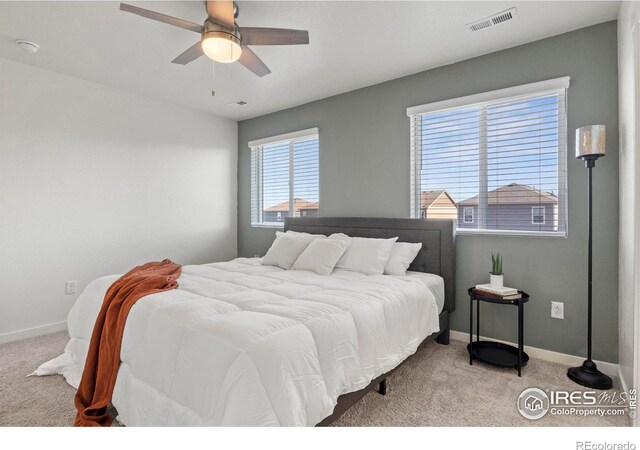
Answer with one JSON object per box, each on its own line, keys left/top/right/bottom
{"left": 263, "top": 198, "right": 319, "bottom": 222}
{"left": 456, "top": 183, "right": 559, "bottom": 231}
{"left": 419, "top": 190, "right": 457, "bottom": 220}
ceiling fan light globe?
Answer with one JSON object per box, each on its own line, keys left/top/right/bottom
{"left": 201, "top": 34, "right": 242, "bottom": 63}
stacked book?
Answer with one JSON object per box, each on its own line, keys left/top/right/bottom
{"left": 474, "top": 284, "right": 522, "bottom": 300}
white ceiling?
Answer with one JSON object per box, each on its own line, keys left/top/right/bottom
{"left": 0, "top": 1, "right": 620, "bottom": 120}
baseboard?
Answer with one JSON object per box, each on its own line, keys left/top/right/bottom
{"left": 618, "top": 365, "right": 630, "bottom": 395}
{"left": 450, "top": 330, "right": 620, "bottom": 384}
{"left": 0, "top": 321, "right": 67, "bottom": 345}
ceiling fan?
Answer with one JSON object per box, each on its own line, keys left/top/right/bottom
{"left": 119, "top": 1, "right": 309, "bottom": 77}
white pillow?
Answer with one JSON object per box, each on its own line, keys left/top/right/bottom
{"left": 262, "top": 235, "right": 313, "bottom": 270}
{"left": 329, "top": 233, "right": 398, "bottom": 275}
{"left": 384, "top": 242, "right": 423, "bottom": 276}
{"left": 292, "top": 239, "right": 349, "bottom": 275}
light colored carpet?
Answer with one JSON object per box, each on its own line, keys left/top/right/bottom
{"left": 0, "top": 331, "right": 629, "bottom": 427}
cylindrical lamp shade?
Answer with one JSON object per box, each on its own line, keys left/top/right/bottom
{"left": 576, "top": 125, "right": 606, "bottom": 159}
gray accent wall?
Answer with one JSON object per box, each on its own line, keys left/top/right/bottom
{"left": 238, "top": 22, "right": 619, "bottom": 362}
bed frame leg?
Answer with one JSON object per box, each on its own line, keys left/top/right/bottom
{"left": 436, "top": 328, "right": 450, "bottom": 345}
{"left": 378, "top": 378, "right": 387, "bottom": 395}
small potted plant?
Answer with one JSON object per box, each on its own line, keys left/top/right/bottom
{"left": 490, "top": 253, "right": 504, "bottom": 289}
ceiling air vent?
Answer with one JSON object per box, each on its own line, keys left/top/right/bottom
{"left": 469, "top": 19, "right": 492, "bottom": 32}
{"left": 467, "top": 7, "right": 518, "bottom": 32}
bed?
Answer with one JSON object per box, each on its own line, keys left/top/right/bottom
{"left": 285, "top": 217, "right": 455, "bottom": 425}
{"left": 36, "top": 217, "right": 455, "bottom": 426}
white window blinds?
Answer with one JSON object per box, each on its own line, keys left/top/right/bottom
{"left": 408, "top": 78, "right": 569, "bottom": 237}
{"left": 250, "top": 128, "right": 319, "bottom": 227}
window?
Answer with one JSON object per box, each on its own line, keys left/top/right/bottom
{"left": 250, "top": 128, "right": 319, "bottom": 227}
{"left": 531, "top": 206, "right": 545, "bottom": 224}
{"left": 408, "top": 77, "right": 568, "bottom": 237}
{"left": 463, "top": 207, "right": 474, "bottom": 223}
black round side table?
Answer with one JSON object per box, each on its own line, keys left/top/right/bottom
{"left": 467, "top": 287, "right": 530, "bottom": 377}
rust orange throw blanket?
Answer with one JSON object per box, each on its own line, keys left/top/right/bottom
{"left": 73, "top": 259, "right": 182, "bottom": 427}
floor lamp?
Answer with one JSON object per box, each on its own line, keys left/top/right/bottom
{"left": 567, "top": 125, "right": 613, "bottom": 390}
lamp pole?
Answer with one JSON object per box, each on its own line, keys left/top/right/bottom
{"left": 587, "top": 160, "right": 593, "bottom": 364}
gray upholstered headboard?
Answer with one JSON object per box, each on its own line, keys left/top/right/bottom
{"left": 284, "top": 217, "right": 456, "bottom": 313}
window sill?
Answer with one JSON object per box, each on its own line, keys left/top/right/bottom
{"left": 251, "top": 223, "right": 285, "bottom": 229}
{"left": 456, "top": 229, "right": 567, "bottom": 238}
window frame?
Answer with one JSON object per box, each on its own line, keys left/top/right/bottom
{"left": 408, "top": 77, "right": 569, "bottom": 238}
{"left": 249, "top": 128, "right": 319, "bottom": 228}
{"left": 531, "top": 206, "right": 546, "bottom": 225}
{"left": 463, "top": 207, "right": 475, "bottom": 223}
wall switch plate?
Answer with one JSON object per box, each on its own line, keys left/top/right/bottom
{"left": 551, "top": 301, "right": 564, "bottom": 319}
{"left": 65, "top": 281, "right": 77, "bottom": 295}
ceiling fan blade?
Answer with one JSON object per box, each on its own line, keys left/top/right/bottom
{"left": 120, "top": 3, "right": 202, "bottom": 34}
{"left": 206, "top": 0, "right": 235, "bottom": 29}
{"left": 239, "top": 27, "right": 309, "bottom": 46}
{"left": 171, "top": 41, "right": 205, "bottom": 65}
{"left": 238, "top": 46, "right": 271, "bottom": 77}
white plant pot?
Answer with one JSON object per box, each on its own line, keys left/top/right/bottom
{"left": 490, "top": 274, "right": 504, "bottom": 289}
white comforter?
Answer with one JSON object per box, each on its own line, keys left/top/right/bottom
{"left": 36, "top": 258, "right": 440, "bottom": 426}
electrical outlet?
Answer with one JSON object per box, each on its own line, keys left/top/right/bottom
{"left": 551, "top": 301, "right": 564, "bottom": 319}
{"left": 65, "top": 281, "right": 77, "bottom": 295}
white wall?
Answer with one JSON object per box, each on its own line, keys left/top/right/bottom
{"left": 0, "top": 57, "right": 237, "bottom": 343}
{"left": 618, "top": 1, "right": 640, "bottom": 397}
